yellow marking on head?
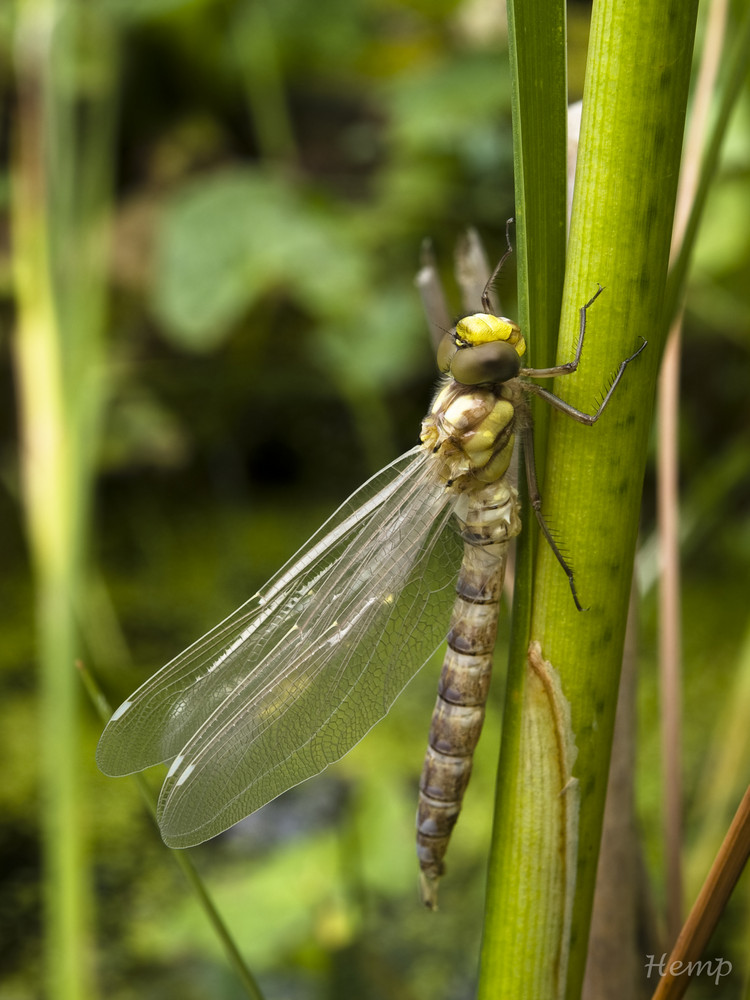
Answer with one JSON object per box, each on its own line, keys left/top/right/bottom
{"left": 455, "top": 314, "right": 526, "bottom": 358}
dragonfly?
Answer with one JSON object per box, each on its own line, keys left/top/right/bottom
{"left": 97, "top": 235, "right": 646, "bottom": 908}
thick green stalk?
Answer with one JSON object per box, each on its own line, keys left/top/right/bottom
{"left": 480, "top": 0, "right": 699, "bottom": 997}
{"left": 535, "top": 2, "right": 698, "bottom": 996}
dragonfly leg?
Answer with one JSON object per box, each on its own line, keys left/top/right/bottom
{"left": 481, "top": 218, "right": 515, "bottom": 313}
{"left": 521, "top": 423, "right": 584, "bottom": 612}
{"left": 519, "top": 284, "right": 606, "bottom": 380}
{"left": 522, "top": 336, "right": 647, "bottom": 425}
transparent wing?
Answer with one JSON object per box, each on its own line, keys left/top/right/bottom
{"left": 97, "top": 445, "right": 467, "bottom": 847}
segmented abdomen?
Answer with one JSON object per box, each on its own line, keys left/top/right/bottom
{"left": 416, "top": 481, "right": 520, "bottom": 908}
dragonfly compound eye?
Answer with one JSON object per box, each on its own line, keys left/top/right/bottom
{"left": 437, "top": 331, "right": 457, "bottom": 374}
{"left": 449, "top": 340, "right": 522, "bottom": 386}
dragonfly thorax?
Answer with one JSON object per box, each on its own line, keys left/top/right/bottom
{"left": 421, "top": 379, "right": 519, "bottom": 487}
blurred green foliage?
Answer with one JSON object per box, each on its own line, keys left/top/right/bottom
{"left": 3, "top": 1, "right": 517, "bottom": 998}
{"left": 2, "top": 0, "right": 750, "bottom": 998}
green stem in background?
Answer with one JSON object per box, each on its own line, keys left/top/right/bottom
{"left": 663, "top": 2, "right": 750, "bottom": 329}
{"left": 78, "top": 661, "right": 267, "bottom": 1000}
{"left": 12, "top": 4, "right": 116, "bottom": 997}
{"left": 232, "top": 0, "right": 298, "bottom": 167}
{"left": 480, "top": 0, "right": 700, "bottom": 996}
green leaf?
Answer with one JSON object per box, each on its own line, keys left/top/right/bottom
{"left": 478, "top": 0, "right": 569, "bottom": 994}
{"left": 151, "top": 169, "right": 369, "bottom": 350}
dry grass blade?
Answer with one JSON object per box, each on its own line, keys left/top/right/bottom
{"left": 649, "top": 784, "right": 750, "bottom": 1000}
{"left": 657, "top": 0, "right": 729, "bottom": 945}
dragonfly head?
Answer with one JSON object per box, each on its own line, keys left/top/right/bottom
{"left": 438, "top": 314, "right": 526, "bottom": 386}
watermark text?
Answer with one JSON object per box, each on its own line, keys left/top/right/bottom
{"left": 645, "top": 954, "right": 732, "bottom": 986}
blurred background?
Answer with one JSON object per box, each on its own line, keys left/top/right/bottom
{"left": 2, "top": 0, "right": 750, "bottom": 998}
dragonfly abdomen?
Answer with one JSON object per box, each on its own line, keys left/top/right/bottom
{"left": 416, "top": 483, "right": 519, "bottom": 908}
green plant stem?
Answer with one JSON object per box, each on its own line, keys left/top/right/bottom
{"left": 506, "top": 0, "right": 568, "bottom": 631}
{"left": 233, "top": 0, "right": 298, "bottom": 166}
{"left": 506, "top": 0, "right": 570, "bottom": 673}
{"left": 663, "top": 0, "right": 750, "bottom": 327}
{"left": 12, "top": 4, "right": 117, "bottom": 997}
{"left": 79, "top": 662, "right": 267, "bottom": 1000}
{"left": 478, "top": 0, "right": 568, "bottom": 995}
{"left": 536, "top": 2, "right": 699, "bottom": 996}
{"left": 13, "top": 6, "right": 88, "bottom": 996}
{"left": 481, "top": 0, "right": 700, "bottom": 997}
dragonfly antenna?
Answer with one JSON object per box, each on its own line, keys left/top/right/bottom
{"left": 481, "top": 217, "right": 515, "bottom": 314}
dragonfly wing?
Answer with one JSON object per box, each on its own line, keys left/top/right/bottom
{"left": 97, "top": 596, "right": 265, "bottom": 776}
{"left": 153, "top": 455, "right": 464, "bottom": 847}
{"left": 97, "top": 446, "right": 432, "bottom": 776}
{"left": 97, "top": 446, "right": 467, "bottom": 846}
